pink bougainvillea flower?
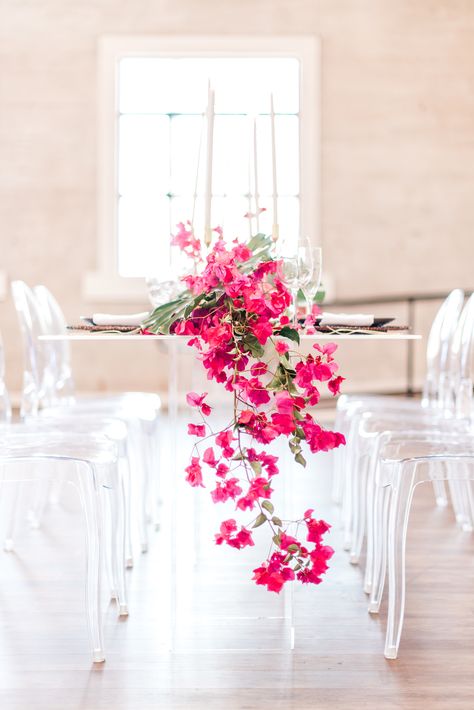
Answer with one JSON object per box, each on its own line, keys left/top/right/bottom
{"left": 171, "top": 226, "right": 346, "bottom": 594}
{"left": 274, "top": 391, "right": 296, "bottom": 415}
{"left": 251, "top": 319, "right": 274, "bottom": 345}
{"left": 275, "top": 340, "right": 290, "bottom": 355}
{"left": 313, "top": 342, "right": 338, "bottom": 358}
{"left": 203, "top": 447, "right": 218, "bottom": 467}
{"left": 246, "top": 379, "right": 271, "bottom": 406}
{"left": 211, "top": 477, "right": 243, "bottom": 504}
{"left": 215, "top": 430, "right": 234, "bottom": 449}
{"left": 185, "top": 457, "right": 204, "bottom": 488}
{"left": 306, "top": 517, "right": 331, "bottom": 544}
{"left": 186, "top": 391, "right": 212, "bottom": 416}
{"left": 244, "top": 207, "right": 267, "bottom": 220}
{"left": 271, "top": 412, "right": 296, "bottom": 436}
{"left": 250, "top": 361, "right": 267, "bottom": 377}
{"left": 215, "top": 518, "right": 238, "bottom": 544}
{"left": 216, "top": 462, "right": 229, "bottom": 478}
{"left": 279, "top": 532, "right": 299, "bottom": 551}
{"left": 328, "top": 375, "right": 345, "bottom": 396}
{"left": 187, "top": 423, "right": 206, "bottom": 437}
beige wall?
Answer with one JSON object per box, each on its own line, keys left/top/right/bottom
{"left": 0, "top": 0, "right": 473, "bottom": 399}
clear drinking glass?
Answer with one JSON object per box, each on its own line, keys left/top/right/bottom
{"left": 281, "top": 257, "right": 299, "bottom": 326}
{"left": 300, "top": 246, "right": 322, "bottom": 321}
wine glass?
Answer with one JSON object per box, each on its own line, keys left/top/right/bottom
{"left": 281, "top": 257, "right": 299, "bottom": 326}
{"left": 300, "top": 246, "right": 322, "bottom": 321}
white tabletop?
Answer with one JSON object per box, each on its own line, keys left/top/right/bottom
{"left": 39, "top": 332, "right": 421, "bottom": 342}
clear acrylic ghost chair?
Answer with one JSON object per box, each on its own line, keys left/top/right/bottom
{"left": 34, "top": 283, "right": 162, "bottom": 537}
{"left": 373, "top": 449, "right": 474, "bottom": 659}
{"left": 0, "top": 331, "right": 129, "bottom": 617}
{"left": 33, "top": 284, "right": 162, "bottom": 418}
{"left": 349, "top": 293, "right": 474, "bottom": 578}
{"left": 0, "top": 345, "right": 128, "bottom": 662}
{"left": 367, "top": 294, "right": 474, "bottom": 633}
{"left": 332, "top": 289, "right": 465, "bottom": 505}
{"left": 0, "top": 437, "right": 127, "bottom": 663}
{"left": 11, "top": 281, "right": 158, "bottom": 552}
{"left": 10, "top": 282, "right": 141, "bottom": 561}
{"left": 337, "top": 289, "right": 466, "bottom": 553}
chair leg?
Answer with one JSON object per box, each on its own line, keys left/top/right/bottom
{"left": 350, "top": 452, "right": 369, "bottom": 565}
{"left": 120, "top": 443, "right": 134, "bottom": 568}
{"left": 384, "top": 464, "right": 416, "bottom": 659}
{"left": 77, "top": 466, "right": 105, "bottom": 664}
{"left": 363, "top": 455, "right": 378, "bottom": 594}
{"left": 4, "top": 480, "right": 23, "bottom": 552}
{"left": 110, "top": 467, "right": 128, "bottom": 617}
{"left": 432, "top": 478, "right": 448, "bottom": 507}
{"left": 368, "top": 483, "right": 391, "bottom": 614}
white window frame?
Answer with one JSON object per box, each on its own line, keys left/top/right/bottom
{"left": 83, "top": 35, "right": 321, "bottom": 303}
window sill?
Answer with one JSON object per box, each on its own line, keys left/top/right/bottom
{"left": 82, "top": 271, "right": 150, "bottom": 304}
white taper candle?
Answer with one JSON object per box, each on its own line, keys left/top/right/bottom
{"left": 253, "top": 116, "right": 260, "bottom": 233}
{"left": 270, "top": 93, "right": 279, "bottom": 241}
{"left": 204, "top": 82, "right": 215, "bottom": 246}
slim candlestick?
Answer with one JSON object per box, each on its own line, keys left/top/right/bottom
{"left": 247, "top": 119, "right": 253, "bottom": 238}
{"left": 204, "top": 82, "right": 215, "bottom": 247}
{"left": 253, "top": 116, "right": 260, "bottom": 233}
{"left": 191, "top": 110, "right": 205, "bottom": 232}
{"left": 270, "top": 93, "right": 279, "bottom": 241}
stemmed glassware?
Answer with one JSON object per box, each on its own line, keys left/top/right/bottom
{"left": 281, "top": 257, "right": 300, "bottom": 326}
{"left": 299, "top": 245, "right": 322, "bottom": 321}
{"left": 280, "top": 237, "right": 322, "bottom": 327}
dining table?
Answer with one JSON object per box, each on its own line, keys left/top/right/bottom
{"left": 38, "top": 330, "right": 422, "bottom": 651}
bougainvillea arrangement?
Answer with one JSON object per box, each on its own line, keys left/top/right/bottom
{"left": 143, "top": 223, "right": 346, "bottom": 593}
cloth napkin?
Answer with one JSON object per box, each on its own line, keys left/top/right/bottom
{"left": 319, "top": 312, "right": 375, "bottom": 327}
{"left": 91, "top": 312, "right": 149, "bottom": 327}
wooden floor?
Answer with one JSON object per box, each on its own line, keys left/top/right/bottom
{"left": 0, "top": 414, "right": 473, "bottom": 710}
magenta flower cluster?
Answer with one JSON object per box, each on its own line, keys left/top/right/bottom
{"left": 158, "top": 224, "right": 346, "bottom": 593}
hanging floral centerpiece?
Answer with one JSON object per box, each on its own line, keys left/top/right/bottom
{"left": 143, "top": 224, "right": 345, "bottom": 593}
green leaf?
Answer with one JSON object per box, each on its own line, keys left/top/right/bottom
{"left": 272, "top": 531, "right": 282, "bottom": 547}
{"left": 250, "top": 460, "right": 262, "bottom": 475}
{"left": 295, "top": 452, "right": 307, "bottom": 468}
{"left": 276, "top": 326, "right": 300, "bottom": 345}
{"left": 243, "top": 334, "right": 265, "bottom": 358}
{"left": 252, "top": 513, "right": 267, "bottom": 528}
{"left": 287, "top": 543, "right": 300, "bottom": 553}
{"left": 261, "top": 500, "right": 274, "bottom": 514}
{"left": 271, "top": 516, "right": 283, "bottom": 527}
{"left": 267, "top": 363, "right": 287, "bottom": 391}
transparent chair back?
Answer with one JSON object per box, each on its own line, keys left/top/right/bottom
{"left": 11, "top": 280, "right": 52, "bottom": 417}
{"left": 453, "top": 292, "right": 474, "bottom": 419}
{"left": 34, "top": 284, "right": 76, "bottom": 403}
{"left": 421, "top": 288, "right": 464, "bottom": 408}
{"left": 0, "top": 332, "right": 12, "bottom": 425}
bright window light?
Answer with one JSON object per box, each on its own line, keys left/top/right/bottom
{"left": 117, "top": 57, "right": 300, "bottom": 278}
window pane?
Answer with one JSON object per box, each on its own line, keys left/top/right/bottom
{"left": 170, "top": 115, "right": 205, "bottom": 196}
{"left": 119, "top": 57, "right": 299, "bottom": 114}
{"left": 118, "top": 196, "right": 170, "bottom": 277}
{"left": 257, "top": 115, "right": 299, "bottom": 198}
{"left": 118, "top": 115, "right": 170, "bottom": 196}
{"left": 277, "top": 198, "right": 300, "bottom": 248}
{"left": 117, "top": 55, "right": 300, "bottom": 278}
{"left": 212, "top": 115, "right": 249, "bottom": 196}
